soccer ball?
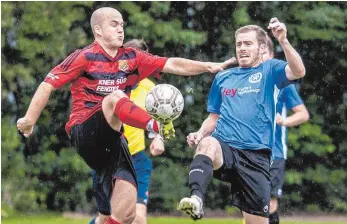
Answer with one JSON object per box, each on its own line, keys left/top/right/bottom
{"left": 145, "top": 84, "right": 184, "bottom": 123}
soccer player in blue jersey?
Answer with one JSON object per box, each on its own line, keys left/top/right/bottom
{"left": 263, "top": 36, "right": 309, "bottom": 224}
{"left": 177, "top": 17, "right": 306, "bottom": 224}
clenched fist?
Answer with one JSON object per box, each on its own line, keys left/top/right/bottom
{"left": 17, "top": 117, "right": 34, "bottom": 138}
{"left": 268, "top": 17, "right": 287, "bottom": 43}
{"left": 186, "top": 132, "right": 204, "bottom": 148}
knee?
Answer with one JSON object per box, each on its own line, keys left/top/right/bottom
{"left": 111, "top": 202, "right": 136, "bottom": 224}
{"left": 102, "top": 90, "right": 127, "bottom": 109}
{"left": 270, "top": 198, "right": 278, "bottom": 213}
{"left": 117, "top": 210, "right": 136, "bottom": 224}
{"left": 196, "top": 137, "right": 219, "bottom": 157}
{"left": 132, "top": 213, "right": 147, "bottom": 224}
{"left": 97, "top": 215, "right": 110, "bottom": 224}
{"left": 126, "top": 210, "right": 137, "bottom": 224}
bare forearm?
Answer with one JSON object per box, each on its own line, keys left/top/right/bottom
{"left": 280, "top": 39, "right": 306, "bottom": 78}
{"left": 25, "top": 82, "right": 55, "bottom": 123}
{"left": 164, "top": 58, "right": 208, "bottom": 76}
{"left": 198, "top": 114, "right": 218, "bottom": 137}
{"left": 283, "top": 112, "right": 309, "bottom": 127}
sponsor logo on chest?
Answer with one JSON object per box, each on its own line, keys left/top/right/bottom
{"left": 89, "top": 59, "right": 131, "bottom": 95}
{"left": 223, "top": 86, "right": 261, "bottom": 97}
{"left": 222, "top": 72, "right": 262, "bottom": 97}
{"left": 96, "top": 77, "right": 128, "bottom": 94}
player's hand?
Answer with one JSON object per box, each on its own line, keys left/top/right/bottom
{"left": 267, "top": 17, "right": 287, "bottom": 43}
{"left": 207, "top": 57, "right": 237, "bottom": 73}
{"left": 150, "top": 134, "right": 165, "bottom": 156}
{"left": 276, "top": 114, "right": 286, "bottom": 126}
{"left": 160, "top": 120, "right": 175, "bottom": 140}
{"left": 186, "top": 132, "right": 204, "bottom": 148}
{"left": 17, "top": 117, "right": 35, "bottom": 138}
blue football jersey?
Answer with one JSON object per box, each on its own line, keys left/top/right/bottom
{"left": 273, "top": 84, "right": 303, "bottom": 160}
{"left": 208, "top": 58, "right": 295, "bottom": 151}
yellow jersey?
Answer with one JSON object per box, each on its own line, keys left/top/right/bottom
{"left": 123, "top": 78, "right": 155, "bottom": 155}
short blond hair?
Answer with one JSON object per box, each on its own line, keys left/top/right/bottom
{"left": 235, "top": 25, "right": 267, "bottom": 45}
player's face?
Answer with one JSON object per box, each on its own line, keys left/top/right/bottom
{"left": 236, "top": 31, "right": 264, "bottom": 68}
{"left": 262, "top": 47, "right": 274, "bottom": 61}
{"left": 100, "top": 15, "right": 124, "bottom": 48}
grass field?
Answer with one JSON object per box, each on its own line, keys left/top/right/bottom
{"left": 1, "top": 214, "right": 346, "bottom": 224}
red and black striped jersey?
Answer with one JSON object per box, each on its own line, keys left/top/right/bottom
{"left": 44, "top": 41, "right": 167, "bottom": 135}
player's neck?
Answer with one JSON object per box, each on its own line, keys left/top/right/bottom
{"left": 250, "top": 57, "right": 262, "bottom": 68}
{"left": 95, "top": 39, "right": 119, "bottom": 58}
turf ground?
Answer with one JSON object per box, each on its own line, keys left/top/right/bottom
{"left": 1, "top": 214, "right": 346, "bottom": 224}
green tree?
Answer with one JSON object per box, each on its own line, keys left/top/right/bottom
{"left": 1, "top": 1, "right": 346, "bottom": 214}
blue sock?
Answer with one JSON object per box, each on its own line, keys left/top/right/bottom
{"left": 89, "top": 217, "right": 96, "bottom": 224}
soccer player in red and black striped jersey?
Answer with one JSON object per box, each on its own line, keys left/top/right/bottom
{"left": 17, "top": 7, "right": 235, "bottom": 224}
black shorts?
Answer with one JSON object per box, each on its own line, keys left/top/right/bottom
{"left": 91, "top": 150, "right": 153, "bottom": 215}
{"left": 91, "top": 160, "right": 137, "bottom": 215}
{"left": 270, "top": 159, "right": 286, "bottom": 198}
{"left": 213, "top": 137, "right": 271, "bottom": 218}
{"left": 70, "top": 110, "right": 137, "bottom": 215}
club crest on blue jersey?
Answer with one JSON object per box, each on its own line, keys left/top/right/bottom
{"left": 248, "top": 72, "right": 262, "bottom": 83}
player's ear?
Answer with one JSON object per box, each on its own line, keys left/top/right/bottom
{"left": 94, "top": 25, "right": 102, "bottom": 36}
{"left": 259, "top": 43, "right": 266, "bottom": 54}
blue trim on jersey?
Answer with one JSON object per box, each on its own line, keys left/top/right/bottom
{"left": 208, "top": 59, "right": 295, "bottom": 151}
{"left": 273, "top": 84, "right": 303, "bottom": 160}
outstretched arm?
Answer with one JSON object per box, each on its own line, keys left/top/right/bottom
{"left": 186, "top": 113, "right": 219, "bottom": 148}
{"left": 276, "top": 104, "right": 309, "bottom": 127}
{"left": 268, "top": 17, "right": 306, "bottom": 80}
{"left": 17, "top": 82, "right": 55, "bottom": 137}
{"left": 163, "top": 57, "right": 237, "bottom": 76}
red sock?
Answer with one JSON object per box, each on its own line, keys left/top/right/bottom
{"left": 114, "top": 97, "right": 159, "bottom": 133}
{"left": 105, "top": 217, "right": 120, "bottom": 224}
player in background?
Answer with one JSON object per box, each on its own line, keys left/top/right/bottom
{"left": 17, "top": 7, "right": 236, "bottom": 224}
{"left": 123, "top": 39, "right": 164, "bottom": 224}
{"left": 89, "top": 39, "right": 165, "bottom": 224}
{"left": 264, "top": 36, "right": 310, "bottom": 224}
{"left": 178, "top": 18, "right": 306, "bottom": 224}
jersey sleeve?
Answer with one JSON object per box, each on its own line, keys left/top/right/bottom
{"left": 282, "top": 84, "right": 304, "bottom": 110}
{"left": 270, "top": 58, "right": 297, "bottom": 89}
{"left": 134, "top": 48, "right": 168, "bottom": 80}
{"left": 44, "top": 49, "right": 87, "bottom": 89}
{"left": 207, "top": 75, "right": 222, "bottom": 114}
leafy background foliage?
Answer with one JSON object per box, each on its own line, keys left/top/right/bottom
{"left": 1, "top": 1, "right": 346, "bottom": 215}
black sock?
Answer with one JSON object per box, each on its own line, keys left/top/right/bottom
{"left": 269, "top": 210, "right": 279, "bottom": 224}
{"left": 188, "top": 154, "right": 213, "bottom": 201}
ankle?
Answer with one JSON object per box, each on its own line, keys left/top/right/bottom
{"left": 146, "top": 119, "right": 159, "bottom": 133}
{"left": 191, "top": 195, "right": 203, "bottom": 204}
